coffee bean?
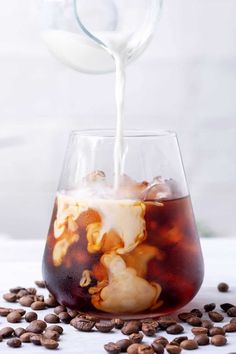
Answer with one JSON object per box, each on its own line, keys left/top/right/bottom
{"left": 142, "top": 323, "right": 157, "bottom": 336}
{"left": 152, "top": 336, "right": 169, "bottom": 347}
{"left": 37, "top": 295, "right": 45, "bottom": 302}
{"left": 19, "top": 295, "right": 34, "bottom": 307}
{"left": 186, "top": 316, "right": 202, "bottom": 327}
{"left": 112, "top": 318, "right": 125, "bottom": 329}
{"left": 0, "top": 327, "right": 14, "bottom": 338}
{"left": 15, "top": 308, "right": 26, "bottom": 316}
{"left": 20, "top": 332, "right": 34, "bottom": 342}
{"left": 129, "top": 332, "right": 144, "bottom": 343}
{"left": 165, "top": 344, "right": 181, "bottom": 354}
{"left": 9, "top": 286, "right": 25, "bottom": 294}
{"left": 16, "top": 289, "right": 29, "bottom": 298}
{"left": 178, "top": 312, "right": 193, "bottom": 322}
{"left": 128, "top": 343, "right": 141, "bottom": 354}
{"left": 7, "top": 338, "right": 22, "bottom": 348}
{"left": 194, "top": 334, "right": 209, "bottom": 346}
{"left": 54, "top": 305, "right": 66, "bottom": 315}
{"left": 58, "top": 311, "right": 72, "bottom": 324}
{"left": 204, "top": 303, "right": 216, "bottom": 312}
{"left": 27, "top": 287, "right": 37, "bottom": 295}
{"left": 138, "top": 344, "right": 154, "bottom": 354}
{"left": 218, "top": 282, "right": 229, "bottom": 292}
{"left": 104, "top": 342, "right": 121, "bottom": 354}
{"left": 190, "top": 309, "right": 202, "bottom": 318}
{"left": 166, "top": 324, "right": 184, "bottom": 335}
{"left": 95, "top": 321, "right": 114, "bottom": 333}
{"left": 208, "top": 311, "right": 224, "bottom": 322}
{"left": 25, "top": 311, "right": 38, "bottom": 322}
{"left": 224, "top": 322, "right": 236, "bottom": 332}
{"left": 227, "top": 307, "right": 236, "bottom": 317}
{"left": 47, "top": 325, "right": 63, "bottom": 335}
{"left": 172, "top": 337, "right": 188, "bottom": 345}
{"left": 45, "top": 296, "right": 59, "bottom": 308}
{"left": 122, "top": 321, "right": 141, "bottom": 335}
{"left": 26, "top": 320, "right": 47, "bottom": 334}
{"left": 31, "top": 334, "right": 42, "bottom": 345}
{"left": 31, "top": 301, "right": 46, "bottom": 310}
{"left": 211, "top": 334, "right": 227, "bottom": 346}
{"left": 14, "top": 327, "right": 26, "bottom": 337}
{"left": 0, "top": 307, "right": 11, "bottom": 316}
{"left": 44, "top": 330, "right": 60, "bottom": 341}
{"left": 44, "top": 314, "right": 60, "bottom": 324}
{"left": 191, "top": 327, "right": 208, "bottom": 335}
{"left": 180, "top": 339, "right": 198, "bottom": 350}
{"left": 71, "top": 317, "right": 95, "bottom": 332}
{"left": 158, "top": 318, "right": 177, "bottom": 330}
{"left": 95, "top": 320, "right": 114, "bottom": 333}
{"left": 220, "top": 303, "right": 234, "bottom": 312}
{"left": 35, "top": 280, "right": 46, "bottom": 288}
{"left": 41, "top": 338, "right": 59, "bottom": 350}
{"left": 3, "top": 293, "right": 17, "bottom": 303}
{"left": 67, "top": 309, "right": 78, "bottom": 318}
{"left": 116, "top": 339, "right": 132, "bottom": 352}
{"left": 209, "top": 326, "right": 225, "bottom": 336}
{"left": 7, "top": 310, "right": 22, "bottom": 323}
{"left": 151, "top": 343, "right": 164, "bottom": 354}
{"left": 201, "top": 319, "right": 213, "bottom": 329}
{"left": 231, "top": 318, "right": 236, "bottom": 324}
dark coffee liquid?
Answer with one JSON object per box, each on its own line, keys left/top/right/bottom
{"left": 43, "top": 195, "right": 204, "bottom": 319}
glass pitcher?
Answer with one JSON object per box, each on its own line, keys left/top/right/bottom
{"left": 41, "top": 0, "right": 163, "bottom": 74}
{"left": 43, "top": 130, "right": 204, "bottom": 319}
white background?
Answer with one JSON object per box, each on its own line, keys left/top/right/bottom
{"left": 0, "top": 0, "right": 236, "bottom": 239}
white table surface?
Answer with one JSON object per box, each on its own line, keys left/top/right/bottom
{"left": 0, "top": 238, "right": 235, "bottom": 353}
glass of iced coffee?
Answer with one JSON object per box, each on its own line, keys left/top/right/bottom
{"left": 43, "top": 130, "right": 204, "bottom": 319}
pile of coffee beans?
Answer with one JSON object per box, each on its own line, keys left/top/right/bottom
{"left": 0, "top": 281, "right": 236, "bottom": 352}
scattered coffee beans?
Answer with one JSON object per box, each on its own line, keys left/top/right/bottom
{"left": 41, "top": 338, "right": 59, "bottom": 350}
{"left": 122, "top": 321, "right": 141, "bottom": 335}
{"left": 26, "top": 319, "right": 47, "bottom": 334}
{"left": 138, "top": 344, "right": 154, "bottom": 354}
{"left": 7, "top": 338, "right": 22, "bottom": 348}
{"left": 166, "top": 324, "right": 184, "bottom": 335}
{"left": 104, "top": 342, "right": 121, "bottom": 354}
{"left": 116, "top": 339, "right": 132, "bottom": 352}
{"left": 186, "top": 317, "right": 202, "bottom": 327}
{"left": 211, "top": 334, "right": 227, "bottom": 346}
{"left": 224, "top": 322, "right": 236, "bottom": 332}
{"left": 208, "top": 311, "right": 224, "bottom": 322}
{"left": 31, "top": 301, "right": 46, "bottom": 311}
{"left": 31, "top": 334, "right": 42, "bottom": 345}
{"left": 112, "top": 318, "right": 125, "bottom": 329}
{"left": 218, "top": 282, "right": 229, "bottom": 292}
{"left": 151, "top": 343, "right": 164, "bottom": 354}
{"left": 209, "top": 326, "right": 225, "bottom": 336}
{"left": 35, "top": 280, "right": 46, "bottom": 288}
{"left": 43, "top": 330, "right": 60, "bottom": 341}
{"left": 44, "top": 313, "right": 60, "bottom": 324}
{"left": 191, "top": 327, "right": 208, "bottom": 335}
{"left": 152, "top": 336, "right": 168, "bottom": 347}
{"left": 129, "top": 332, "right": 144, "bottom": 344}
{"left": 7, "top": 310, "right": 22, "bottom": 323}
{"left": 0, "top": 326, "right": 14, "bottom": 338}
{"left": 228, "top": 307, "right": 236, "bottom": 317}
{"left": 220, "top": 303, "right": 234, "bottom": 312}
{"left": 47, "top": 325, "right": 63, "bottom": 334}
{"left": 165, "top": 344, "right": 182, "bottom": 354}
{"left": 180, "top": 339, "right": 198, "bottom": 350}
{"left": 194, "top": 334, "right": 209, "bottom": 346}
{"left": 204, "top": 303, "right": 216, "bottom": 312}
{"left": 25, "top": 311, "right": 38, "bottom": 322}
{"left": 95, "top": 320, "right": 114, "bottom": 333}
{"left": 3, "top": 293, "right": 17, "bottom": 303}
{"left": 14, "top": 327, "right": 26, "bottom": 337}
{"left": 71, "top": 317, "right": 95, "bottom": 332}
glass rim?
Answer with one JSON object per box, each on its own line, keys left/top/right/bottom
{"left": 70, "top": 129, "right": 177, "bottom": 138}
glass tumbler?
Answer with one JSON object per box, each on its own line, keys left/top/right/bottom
{"left": 43, "top": 130, "right": 204, "bottom": 319}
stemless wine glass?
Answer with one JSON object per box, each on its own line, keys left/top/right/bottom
{"left": 41, "top": 0, "right": 163, "bottom": 74}
{"left": 43, "top": 130, "right": 204, "bottom": 319}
